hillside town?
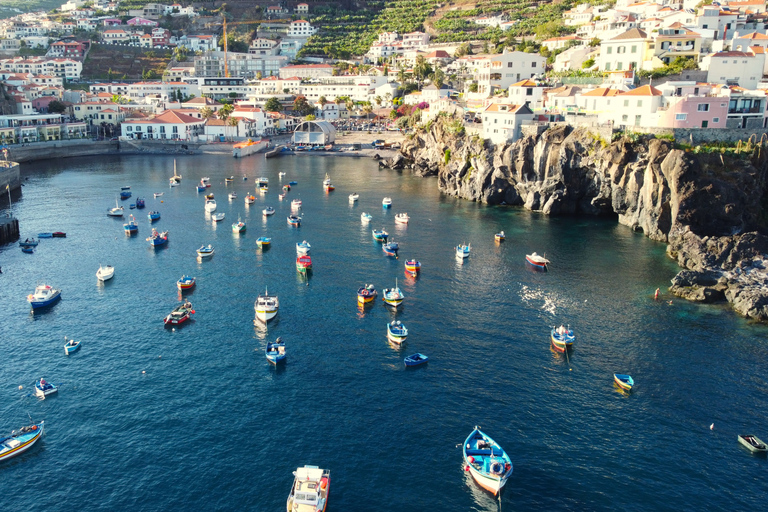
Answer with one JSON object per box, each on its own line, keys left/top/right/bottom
{"left": 0, "top": 0, "right": 768, "bottom": 146}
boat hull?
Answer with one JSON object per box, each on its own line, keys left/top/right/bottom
{"left": 404, "top": 354, "right": 428, "bottom": 367}
{"left": 256, "top": 310, "right": 278, "bottom": 322}
{"left": 526, "top": 256, "right": 548, "bottom": 270}
{"left": 463, "top": 428, "right": 512, "bottom": 496}
{"left": 64, "top": 342, "right": 81, "bottom": 355}
{"left": 738, "top": 435, "right": 768, "bottom": 453}
{"left": 0, "top": 422, "right": 44, "bottom": 462}
{"left": 550, "top": 330, "right": 574, "bottom": 352}
{"left": 28, "top": 292, "right": 61, "bottom": 309}
{"left": 614, "top": 374, "right": 634, "bottom": 391}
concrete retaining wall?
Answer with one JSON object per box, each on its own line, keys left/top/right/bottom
{"left": 0, "top": 160, "right": 20, "bottom": 192}
{"left": 617, "top": 126, "right": 768, "bottom": 144}
{"left": 6, "top": 140, "right": 119, "bottom": 163}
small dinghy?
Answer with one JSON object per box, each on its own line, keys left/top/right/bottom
{"left": 153, "top": 192, "right": 164, "bottom": 198}
{"left": 177, "top": 275, "right": 196, "bottom": 291}
{"left": 357, "top": 284, "right": 377, "bottom": 304}
{"left": 404, "top": 353, "right": 428, "bottom": 367}
{"left": 21, "top": 246, "right": 34, "bottom": 254}
{"left": 212, "top": 213, "right": 225, "bottom": 222}
{"left": 263, "top": 206, "right": 275, "bottom": 217}
{"left": 349, "top": 193, "right": 359, "bottom": 203}
{"left": 34, "top": 378, "right": 57, "bottom": 399}
{"left": 229, "top": 192, "right": 237, "bottom": 201}
{"left": 256, "top": 237, "right": 272, "bottom": 248}
{"left": 495, "top": 231, "right": 505, "bottom": 242}
{"left": 614, "top": 374, "right": 634, "bottom": 392}
{"left": 196, "top": 244, "right": 214, "bottom": 258}
{"left": 387, "top": 321, "right": 408, "bottom": 344}
{"left": 394, "top": 212, "right": 409, "bottom": 224}
{"left": 526, "top": 252, "right": 550, "bottom": 270}
{"left": 738, "top": 435, "right": 768, "bottom": 454}
{"left": 37, "top": 233, "right": 53, "bottom": 238}
{"left": 19, "top": 238, "right": 39, "bottom": 247}
{"left": 163, "top": 300, "right": 194, "bottom": 325}
{"left": 287, "top": 214, "right": 301, "bottom": 227}
{"left": 64, "top": 336, "right": 81, "bottom": 355}
{"left": 463, "top": 427, "right": 513, "bottom": 495}
{"left": 361, "top": 212, "right": 372, "bottom": 223}
{"left": 148, "top": 211, "right": 161, "bottom": 222}
{"left": 265, "top": 337, "right": 286, "bottom": 365}
{"left": 96, "top": 264, "right": 115, "bottom": 282}
{"left": 52, "top": 232, "right": 66, "bottom": 238}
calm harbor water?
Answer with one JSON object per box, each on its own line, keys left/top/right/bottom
{"left": 2, "top": 153, "right": 767, "bottom": 511}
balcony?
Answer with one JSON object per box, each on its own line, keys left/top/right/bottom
{"left": 728, "top": 106, "right": 763, "bottom": 114}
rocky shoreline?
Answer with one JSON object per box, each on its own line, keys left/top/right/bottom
{"left": 380, "top": 116, "right": 768, "bottom": 322}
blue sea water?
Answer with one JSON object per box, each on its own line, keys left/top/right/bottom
{"left": 1, "top": 154, "right": 767, "bottom": 511}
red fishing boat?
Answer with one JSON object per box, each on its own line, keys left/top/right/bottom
{"left": 296, "top": 255, "right": 312, "bottom": 273}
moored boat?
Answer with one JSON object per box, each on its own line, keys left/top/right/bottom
{"left": 349, "top": 193, "right": 359, "bottom": 202}
{"left": 148, "top": 211, "right": 161, "bottom": 222}
{"left": 386, "top": 321, "right": 408, "bottom": 344}
{"left": 197, "top": 183, "right": 207, "bottom": 192}
{"left": 361, "top": 212, "right": 372, "bottom": 223}
{"left": 38, "top": 233, "right": 53, "bottom": 238}
{"left": 225, "top": 176, "right": 234, "bottom": 183}
{"left": 463, "top": 427, "right": 513, "bottom": 496}
{"left": 614, "top": 374, "right": 634, "bottom": 392}
{"left": 123, "top": 214, "right": 138, "bottom": 234}
{"left": 21, "top": 246, "right": 34, "bottom": 254}
{"left": 255, "top": 288, "right": 279, "bottom": 322}
{"left": 289, "top": 181, "right": 297, "bottom": 185}
{"left": 147, "top": 229, "right": 168, "bottom": 247}
{"left": 256, "top": 236, "right": 272, "bottom": 248}
{"left": 382, "top": 280, "right": 404, "bottom": 307}
{"left": 296, "top": 255, "right": 312, "bottom": 273}
{"left": 287, "top": 214, "right": 301, "bottom": 227}
{"left": 382, "top": 197, "right": 392, "bottom": 208}
{"left": 266, "top": 337, "right": 286, "bottom": 365}
{"left": 153, "top": 192, "right": 164, "bottom": 198}
{"left": 283, "top": 184, "right": 291, "bottom": 191}
{"left": 495, "top": 231, "right": 505, "bottom": 242}
{"left": 171, "top": 160, "right": 182, "bottom": 182}
{"left": 263, "top": 206, "right": 275, "bottom": 217}
{"left": 383, "top": 240, "right": 399, "bottom": 256}
{"left": 196, "top": 244, "right": 214, "bottom": 258}
{"left": 163, "top": 300, "right": 194, "bottom": 325}
{"left": 404, "top": 353, "right": 428, "bottom": 367}
{"left": 177, "top": 275, "right": 196, "bottom": 291}
{"left": 120, "top": 190, "right": 131, "bottom": 200}
{"left": 357, "top": 284, "right": 377, "bottom": 304}
{"left": 296, "top": 240, "right": 311, "bottom": 255}
{"left": 52, "top": 231, "right": 66, "bottom": 238}
{"left": 135, "top": 198, "right": 145, "bottom": 209}
{"left": 526, "top": 252, "right": 550, "bottom": 270}
{"left": 229, "top": 192, "right": 237, "bottom": 200}
{"left": 394, "top": 212, "right": 409, "bottom": 224}
{"left": 372, "top": 229, "right": 388, "bottom": 242}
{"left": 64, "top": 336, "right": 81, "bottom": 355}
{"left": 96, "top": 264, "right": 115, "bottom": 281}
{"left": 34, "top": 378, "right": 57, "bottom": 399}
{"left": 107, "top": 198, "right": 124, "bottom": 217}
{"left": 456, "top": 243, "right": 471, "bottom": 259}
{"left": 212, "top": 212, "right": 226, "bottom": 222}
{"left": 232, "top": 218, "right": 246, "bottom": 233}
{"left": 322, "top": 173, "right": 331, "bottom": 189}
{"left": 404, "top": 259, "right": 421, "bottom": 274}
{"left": 170, "top": 179, "right": 180, "bottom": 187}
{"left": 27, "top": 284, "right": 61, "bottom": 309}
{"left": 0, "top": 421, "right": 44, "bottom": 462}
{"left": 245, "top": 194, "right": 256, "bottom": 204}
{"left": 19, "top": 238, "right": 39, "bottom": 247}
{"left": 738, "top": 435, "right": 768, "bottom": 454}
{"left": 550, "top": 325, "right": 575, "bottom": 352}
{"left": 286, "top": 466, "right": 330, "bottom": 512}
{"left": 205, "top": 199, "right": 217, "bottom": 212}
{"left": 291, "top": 199, "right": 302, "bottom": 208}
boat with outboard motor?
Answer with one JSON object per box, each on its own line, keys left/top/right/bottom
{"left": 286, "top": 466, "right": 330, "bottom": 512}
{"left": 266, "top": 337, "right": 286, "bottom": 365}
{"left": 147, "top": 229, "right": 168, "bottom": 247}
{"left": 177, "top": 275, "right": 196, "bottom": 291}
{"left": 463, "top": 427, "right": 513, "bottom": 496}
{"left": 96, "top": 264, "right": 115, "bottom": 281}
{"left": 163, "top": 300, "right": 194, "bottom": 325}
{"left": 386, "top": 321, "right": 408, "bottom": 344}
{"left": 27, "top": 284, "right": 61, "bottom": 309}
{"left": 34, "top": 378, "right": 57, "bottom": 399}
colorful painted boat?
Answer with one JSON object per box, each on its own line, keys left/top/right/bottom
{"left": 495, "top": 231, "right": 505, "bottom": 242}
{"left": 197, "top": 184, "right": 207, "bottom": 192}
{"left": 550, "top": 325, "right": 575, "bottom": 352}
{"left": 52, "top": 232, "right": 66, "bottom": 238}
{"left": 382, "top": 197, "right": 392, "bottom": 208}
{"left": 96, "top": 264, "right": 115, "bottom": 281}
{"left": 225, "top": 176, "right": 234, "bottom": 183}
{"left": 296, "top": 240, "right": 311, "bottom": 255}
{"left": 229, "top": 192, "right": 237, "bottom": 200}
{"left": 196, "top": 244, "right": 214, "bottom": 258}
{"left": 123, "top": 214, "right": 138, "bottom": 234}
{"left": 386, "top": 321, "right": 408, "bottom": 344}
{"left": 382, "top": 280, "right": 404, "bottom": 307}
{"left": 163, "top": 300, "right": 194, "bottom": 325}
{"left": 266, "top": 337, "right": 286, "bottom": 365}
{"left": 404, "top": 353, "right": 428, "bottom": 367}
{"left": 148, "top": 211, "right": 161, "bottom": 222}
{"left": 34, "top": 378, "right": 57, "bottom": 399}
{"left": 357, "top": 284, "right": 377, "bottom": 304}
{"left": 245, "top": 194, "right": 256, "bottom": 204}
{"left": 64, "top": 336, "right": 81, "bottom": 355}
{"left": 738, "top": 435, "right": 768, "bottom": 454}
{"left": 263, "top": 206, "right": 275, "bottom": 217}
{"left": 287, "top": 214, "right": 301, "bottom": 227}
{"left": 19, "top": 238, "right": 39, "bottom": 247}
{"left": 383, "top": 240, "right": 399, "bottom": 256}
{"left": 27, "top": 284, "right": 61, "bottom": 309}
{"left": 287, "top": 466, "right": 330, "bottom": 512}
{"left": 232, "top": 219, "right": 246, "bottom": 233}
{"left": 38, "top": 233, "right": 53, "bottom": 238}
{"left": 463, "top": 427, "right": 513, "bottom": 496}
{"left": 456, "top": 243, "right": 471, "bottom": 259}
{"left": 372, "top": 229, "right": 388, "bottom": 242}
{"left": 177, "top": 275, "right": 196, "bottom": 291}
{"left": 283, "top": 185, "right": 291, "bottom": 191}
{"left": 526, "top": 252, "right": 549, "bottom": 270}
{"left": 394, "top": 213, "right": 409, "bottom": 224}
{"left": 614, "top": 374, "right": 634, "bottom": 392}
{"left": 361, "top": 212, "right": 372, "bottom": 223}
{"left": 256, "top": 237, "right": 272, "bottom": 248}
{"left": 404, "top": 259, "right": 421, "bottom": 274}
{"left": 135, "top": 198, "right": 145, "bottom": 209}
{"left": 296, "top": 255, "right": 312, "bottom": 273}
{"left": 0, "top": 421, "right": 44, "bottom": 462}
{"left": 255, "top": 288, "right": 279, "bottom": 322}
{"left": 120, "top": 190, "right": 131, "bottom": 200}
{"left": 147, "top": 229, "right": 168, "bottom": 246}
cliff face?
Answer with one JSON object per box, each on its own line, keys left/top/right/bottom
{"left": 382, "top": 117, "right": 768, "bottom": 321}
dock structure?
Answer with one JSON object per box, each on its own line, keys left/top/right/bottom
{"left": 0, "top": 160, "right": 20, "bottom": 193}
{"left": 1, "top": 160, "right": 21, "bottom": 245}
{"left": 0, "top": 215, "right": 19, "bottom": 245}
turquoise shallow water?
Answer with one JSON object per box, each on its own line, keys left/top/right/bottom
{"left": 1, "top": 154, "right": 767, "bottom": 511}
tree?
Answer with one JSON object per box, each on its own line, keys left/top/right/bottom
{"left": 431, "top": 68, "right": 445, "bottom": 89}
{"left": 218, "top": 103, "right": 234, "bottom": 120}
{"left": 264, "top": 97, "right": 282, "bottom": 112}
{"left": 227, "top": 116, "right": 239, "bottom": 140}
{"left": 318, "top": 96, "right": 328, "bottom": 107}
{"left": 47, "top": 100, "right": 67, "bottom": 114}
{"left": 375, "top": 96, "right": 382, "bottom": 107}
{"left": 200, "top": 106, "right": 215, "bottom": 120}
{"left": 468, "top": 83, "right": 479, "bottom": 93}
{"left": 304, "top": 114, "right": 316, "bottom": 121}
{"left": 293, "top": 96, "right": 315, "bottom": 116}
{"left": 384, "top": 92, "right": 392, "bottom": 105}
{"left": 362, "top": 103, "right": 373, "bottom": 121}
{"left": 413, "top": 56, "right": 433, "bottom": 88}
{"left": 111, "top": 94, "right": 127, "bottom": 105}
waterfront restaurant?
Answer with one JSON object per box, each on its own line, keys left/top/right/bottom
{"left": 0, "top": 114, "right": 88, "bottom": 143}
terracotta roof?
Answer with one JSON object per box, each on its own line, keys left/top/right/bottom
{"left": 610, "top": 28, "right": 648, "bottom": 41}
{"left": 749, "top": 45, "right": 766, "bottom": 54}
{"left": 737, "top": 32, "right": 768, "bottom": 40}
{"left": 426, "top": 50, "right": 451, "bottom": 59}
{"left": 713, "top": 51, "right": 756, "bottom": 57}
{"left": 129, "top": 110, "right": 203, "bottom": 124}
{"left": 620, "top": 85, "right": 662, "bottom": 96}
{"left": 581, "top": 87, "right": 622, "bottom": 97}
{"left": 482, "top": 103, "right": 531, "bottom": 114}
{"left": 206, "top": 118, "right": 226, "bottom": 126}
{"left": 510, "top": 79, "right": 537, "bottom": 87}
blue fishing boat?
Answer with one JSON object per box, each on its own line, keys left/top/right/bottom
{"left": 372, "top": 229, "right": 388, "bottom": 242}
{"left": 135, "top": 198, "right": 145, "bottom": 209}
{"left": 34, "top": 378, "right": 57, "bottom": 399}
{"left": 37, "top": 233, "right": 53, "bottom": 238}
{"left": 19, "top": 238, "right": 38, "bottom": 247}
{"left": 265, "top": 337, "right": 286, "bottom": 365}
{"left": 296, "top": 240, "right": 311, "bottom": 255}
{"left": 129, "top": 204, "right": 136, "bottom": 209}
{"left": 0, "top": 421, "right": 44, "bottom": 462}
{"left": 287, "top": 214, "right": 301, "bottom": 227}
{"left": 361, "top": 212, "right": 372, "bottom": 223}
{"left": 64, "top": 336, "right": 81, "bottom": 355}
{"left": 146, "top": 229, "right": 168, "bottom": 247}
{"left": 614, "top": 374, "right": 634, "bottom": 392}
{"left": 463, "top": 427, "right": 513, "bottom": 495}
{"left": 177, "top": 275, "right": 196, "bottom": 291}
{"left": 382, "top": 279, "right": 404, "bottom": 307}
{"left": 456, "top": 243, "right": 471, "bottom": 259}
{"left": 256, "top": 236, "right": 272, "bottom": 248}
{"left": 120, "top": 190, "right": 131, "bottom": 200}
{"left": 27, "top": 284, "right": 61, "bottom": 309}
{"left": 383, "top": 240, "right": 399, "bottom": 256}
{"left": 196, "top": 244, "right": 214, "bottom": 258}
{"left": 148, "top": 211, "right": 161, "bottom": 222}
{"left": 550, "top": 325, "right": 575, "bottom": 352}
{"left": 197, "top": 183, "right": 206, "bottom": 192}
{"left": 121, "top": 186, "right": 131, "bottom": 190}
{"left": 382, "top": 197, "right": 392, "bottom": 208}
{"left": 386, "top": 321, "right": 408, "bottom": 344}
{"left": 404, "top": 353, "right": 428, "bottom": 367}
{"left": 21, "top": 246, "right": 34, "bottom": 254}
{"left": 289, "top": 181, "right": 297, "bottom": 185}
{"left": 123, "top": 214, "right": 138, "bottom": 234}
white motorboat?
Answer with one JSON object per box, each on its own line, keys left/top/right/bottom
{"left": 153, "top": 192, "right": 164, "bottom": 198}
{"left": 96, "top": 264, "right": 115, "bottom": 281}
{"left": 245, "top": 194, "right": 255, "bottom": 204}
{"left": 395, "top": 213, "right": 409, "bottom": 224}
{"left": 229, "top": 192, "right": 237, "bottom": 200}
{"left": 361, "top": 212, "right": 372, "bottom": 223}
{"left": 456, "top": 243, "right": 471, "bottom": 259}
{"left": 107, "top": 198, "right": 124, "bottom": 217}
{"left": 291, "top": 199, "right": 302, "bottom": 208}
{"left": 212, "top": 213, "right": 226, "bottom": 222}
{"left": 169, "top": 179, "right": 179, "bottom": 187}
{"left": 382, "top": 197, "right": 392, "bottom": 208}
{"left": 196, "top": 244, "right": 214, "bottom": 258}
{"left": 205, "top": 199, "right": 217, "bottom": 212}
{"left": 349, "top": 193, "right": 359, "bottom": 203}
{"left": 287, "top": 466, "right": 330, "bottom": 512}
{"left": 254, "top": 288, "right": 279, "bottom": 322}
{"left": 296, "top": 240, "right": 311, "bottom": 255}
{"left": 263, "top": 206, "right": 275, "bottom": 217}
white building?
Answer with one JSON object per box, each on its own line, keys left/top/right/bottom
{"left": 121, "top": 109, "right": 205, "bottom": 140}
{"left": 288, "top": 20, "right": 317, "bottom": 38}
{"left": 598, "top": 28, "right": 650, "bottom": 72}
{"left": 702, "top": 50, "right": 766, "bottom": 89}
{"left": 459, "top": 50, "right": 547, "bottom": 96}
{"left": 278, "top": 64, "right": 333, "bottom": 79}
{"left": 481, "top": 103, "right": 534, "bottom": 144}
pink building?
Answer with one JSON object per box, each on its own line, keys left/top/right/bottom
{"left": 127, "top": 17, "right": 158, "bottom": 27}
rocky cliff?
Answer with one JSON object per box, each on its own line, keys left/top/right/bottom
{"left": 381, "top": 116, "right": 768, "bottom": 321}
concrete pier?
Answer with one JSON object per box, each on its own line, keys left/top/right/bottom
{"left": 0, "top": 160, "right": 20, "bottom": 193}
{"left": 0, "top": 214, "right": 19, "bottom": 245}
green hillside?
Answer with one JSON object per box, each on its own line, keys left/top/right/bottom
{"left": 0, "top": 0, "right": 64, "bottom": 20}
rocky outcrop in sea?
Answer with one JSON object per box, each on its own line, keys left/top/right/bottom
{"left": 380, "top": 116, "right": 768, "bottom": 321}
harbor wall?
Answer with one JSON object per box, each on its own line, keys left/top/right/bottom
{"left": 5, "top": 140, "right": 118, "bottom": 163}
{"left": 0, "top": 216, "right": 19, "bottom": 245}
{"left": 0, "top": 160, "right": 20, "bottom": 192}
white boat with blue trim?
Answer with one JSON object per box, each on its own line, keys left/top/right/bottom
{"left": 0, "top": 421, "right": 44, "bottom": 462}
{"left": 287, "top": 465, "right": 330, "bottom": 512}
{"left": 463, "top": 426, "right": 513, "bottom": 496}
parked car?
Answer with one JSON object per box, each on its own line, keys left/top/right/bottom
{"left": 372, "top": 139, "right": 385, "bottom": 148}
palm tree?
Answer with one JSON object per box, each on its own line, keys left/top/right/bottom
{"left": 384, "top": 92, "right": 392, "bottom": 106}
{"left": 227, "top": 116, "right": 239, "bottom": 141}
{"left": 218, "top": 103, "right": 234, "bottom": 121}
{"left": 362, "top": 103, "right": 373, "bottom": 123}
{"left": 200, "top": 106, "right": 215, "bottom": 120}
{"left": 375, "top": 96, "right": 382, "bottom": 107}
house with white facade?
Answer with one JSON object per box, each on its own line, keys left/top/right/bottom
{"left": 288, "top": 20, "right": 317, "bottom": 38}
{"left": 598, "top": 28, "right": 654, "bottom": 72}
{"left": 481, "top": 103, "right": 534, "bottom": 144}
{"left": 701, "top": 50, "right": 766, "bottom": 89}
{"left": 278, "top": 64, "right": 333, "bottom": 79}
{"left": 121, "top": 109, "right": 205, "bottom": 140}
{"left": 460, "top": 50, "right": 547, "bottom": 97}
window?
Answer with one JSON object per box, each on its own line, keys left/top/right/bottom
{"left": 526, "top": 88, "right": 533, "bottom": 96}
{"left": 675, "top": 113, "right": 687, "bottom": 120}
{"left": 631, "top": 45, "right": 637, "bottom": 53}
{"left": 622, "top": 115, "right": 628, "bottom": 121}
{"left": 713, "top": 117, "right": 719, "bottom": 123}
{"left": 532, "top": 61, "right": 537, "bottom": 68}
{"left": 617, "top": 46, "right": 625, "bottom": 54}
{"left": 697, "top": 104, "right": 709, "bottom": 112}
{"left": 605, "top": 63, "right": 611, "bottom": 71}
{"left": 623, "top": 100, "right": 629, "bottom": 107}
{"left": 507, "top": 62, "right": 513, "bottom": 67}
{"left": 607, "top": 47, "right": 612, "bottom": 54}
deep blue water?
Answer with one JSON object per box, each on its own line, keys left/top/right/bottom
{"left": 2, "top": 153, "right": 767, "bottom": 511}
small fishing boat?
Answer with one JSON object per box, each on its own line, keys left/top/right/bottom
{"left": 171, "top": 160, "right": 182, "bottom": 182}
{"left": 64, "top": 336, "right": 81, "bottom": 355}
{"left": 96, "top": 264, "right": 115, "bottom": 281}
{"left": 279, "top": 193, "right": 285, "bottom": 200}
{"left": 225, "top": 176, "right": 234, "bottom": 183}
{"left": 404, "top": 353, "right": 428, "bottom": 367}
{"left": 372, "top": 229, "right": 388, "bottom": 242}
{"left": 147, "top": 229, "right": 168, "bottom": 247}
{"left": 387, "top": 321, "right": 408, "bottom": 344}
{"left": 258, "top": 177, "right": 269, "bottom": 187}
{"left": 130, "top": 204, "right": 136, "bottom": 209}
{"left": 121, "top": 186, "right": 131, "bottom": 191}
{"left": 289, "top": 181, "right": 297, "bottom": 186}
{"left": 260, "top": 185, "right": 269, "bottom": 195}
{"left": 205, "top": 199, "right": 217, "bottom": 212}
{"left": 196, "top": 244, "right": 214, "bottom": 258}
{"left": 254, "top": 288, "right": 279, "bottom": 322}
{"left": 153, "top": 192, "right": 164, "bottom": 198}
{"left": 382, "top": 197, "right": 392, "bottom": 208}
{"left": 197, "top": 183, "right": 207, "bottom": 192}
{"left": 296, "top": 240, "right": 311, "bottom": 255}
{"left": 0, "top": 421, "right": 44, "bottom": 462}
{"left": 256, "top": 237, "right": 272, "bottom": 248}
{"left": 404, "top": 259, "right": 421, "bottom": 274}
{"left": 614, "top": 374, "right": 634, "bottom": 392}
{"left": 279, "top": 172, "right": 286, "bottom": 179}
{"left": 212, "top": 212, "right": 226, "bottom": 222}
{"left": 287, "top": 466, "right": 330, "bottom": 512}
{"left": 21, "top": 246, "right": 34, "bottom": 254}
{"left": 456, "top": 243, "right": 471, "bottom": 259}
{"left": 107, "top": 198, "right": 124, "bottom": 217}
{"left": 243, "top": 175, "right": 248, "bottom": 180}
{"left": 357, "top": 284, "right": 377, "bottom": 304}
{"left": 550, "top": 325, "right": 575, "bottom": 352}
{"left": 463, "top": 427, "right": 513, "bottom": 496}
{"left": 324, "top": 183, "right": 335, "bottom": 192}
{"left": 52, "top": 232, "right": 66, "bottom": 238}
{"left": 34, "top": 378, "right": 57, "bottom": 399}
{"left": 245, "top": 194, "right": 256, "bottom": 204}
{"left": 265, "top": 337, "right": 286, "bottom": 365}
{"left": 291, "top": 199, "right": 302, "bottom": 208}
{"left": 383, "top": 240, "right": 399, "bottom": 256}
{"left": 163, "top": 300, "right": 194, "bottom": 325}
{"left": 361, "top": 212, "right": 372, "bottom": 223}
{"left": 495, "top": 231, "right": 505, "bottom": 242}
{"left": 19, "top": 238, "right": 39, "bottom": 247}
{"left": 205, "top": 191, "right": 214, "bottom": 199}
{"left": 382, "top": 279, "right": 404, "bottom": 307}
{"left": 296, "top": 255, "right": 312, "bottom": 273}
{"left": 287, "top": 214, "right": 301, "bottom": 227}
{"left": 123, "top": 214, "right": 138, "bottom": 234}
{"left": 394, "top": 213, "right": 409, "bottom": 224}
{"left": 526, "top": 252, "right": 550, "bottom": 270}
{"left": 322, "top": 173, "right": 331, "bottom": 188}
{"left": 349, "top": 193, "right": 359, "bottom": 203}
{"left": 148, "top": 211, "right": 161, "bottom": 222}
{"left": 38, "top": 233, "right": 53, "bottom": 238}
{"left": 283, "top": 184, "right": 291, "bottom": 191}
{"left": 177, "top": 275, "right": 196, "bottom": 291}
{"left": 27, "top": 284, "right": 61, "bottom": 309}
{"left": 738, "top": 435, "right": 768, "bottom": 454}
{"left": 170, "top": 179, "right": 180, "bottom": 187}
{"left": 201, "top": 176, "right": 211, "bottom": 184}
{"left": 263, "top": 206, "right": 275, "bottom": 217}
{"left": 229, "top": 192, "right": 237, "bottom": 200}
{"left": 120, "top": 190, "right": 131, "bottom": 200}
{"left": 135, "top": 198, "right": 145, "bottom": 209}
{"left": 232, "top": 218, "right": 246, "bottom": 233}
